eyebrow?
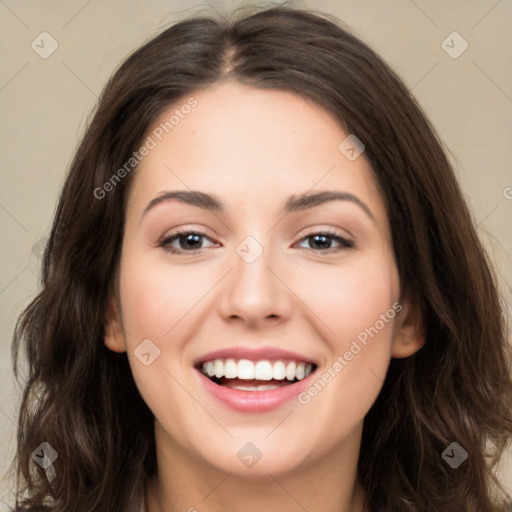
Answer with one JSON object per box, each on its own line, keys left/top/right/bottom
{"left": 142, "top": 189, "right": 375, "bottom": 221}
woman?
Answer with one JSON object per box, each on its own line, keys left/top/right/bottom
{"left": 10, "top": 4, "right": 512, "bottom": 512}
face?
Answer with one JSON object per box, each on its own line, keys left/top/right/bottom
{"left": 105, "top": 80, "right": 420, "bottom": 477}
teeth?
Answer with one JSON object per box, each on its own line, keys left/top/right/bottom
{"left": 206, "top": 361, "right": 215, "bottom": 378}
{"left": 214, "top": 359, "right": 223, "bottom": 379}
{"left": 225, "top": 359, "right": 238, "bottom": 378}
{"left": 238, "top": 359, "right": 255, "bottom": 379}
{"left": 273, "top": 360, "right": 286, "bottom": 380}
{"left": 200, "top": 358, "right": 314, "bottom": 382}
{"left": 286, "top": 361, "right": 296, "bottom": 381}
{"left": 254, "top": 361, "right": 273, "bottom": 380}
{"left": 226, "top": 384, "right": 284, "bottom": 391}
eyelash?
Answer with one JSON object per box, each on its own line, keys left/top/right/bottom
{"left": 157, "top": 229, "right": 355, "bottom": 255}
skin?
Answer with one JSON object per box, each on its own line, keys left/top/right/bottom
{"left": 105, "top": 80, "right": 424, "bottom": 512}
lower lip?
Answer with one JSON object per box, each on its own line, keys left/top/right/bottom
{"left": 196, "top": 369, "right": 315, "bottom": 413}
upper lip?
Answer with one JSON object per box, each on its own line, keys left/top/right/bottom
{"left": 194, "top": 346, "right": 318, "bottom": 366}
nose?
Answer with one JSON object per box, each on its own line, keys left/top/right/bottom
{"left": 218, "top": 240, "right": 293, "bottom": 329}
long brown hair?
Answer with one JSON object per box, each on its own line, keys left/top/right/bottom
{"left": 10, "top": 4, "right": 512, "bottom": 511}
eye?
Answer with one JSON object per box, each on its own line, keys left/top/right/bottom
{"left": 158, "top": 229, "right": 354, "bottom": 255}
{"left": 294, "top": 231, "right": 354, "bottom": 253}
{"left": 158, "top": 230, "right": 216, "bottom": 254}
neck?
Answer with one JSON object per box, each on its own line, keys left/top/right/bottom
{"left": 146, "top": 421, "right": 368, "bottom": 512}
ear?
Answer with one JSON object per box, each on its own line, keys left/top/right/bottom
{"left": 104, "top": 295, "right": 127, "bottom": 353}
{"left": 391, "top": 297, "right": 425, "bottom": 358}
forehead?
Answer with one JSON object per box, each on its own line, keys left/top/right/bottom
{"left": 127, "top": 80, "right": 388, "bottom": 227}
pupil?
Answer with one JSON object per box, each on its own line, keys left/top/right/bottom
{"left": 311, "top": 234, "right": 330, "bottom": 249}
{"left": 181, "top": 233, "right": 201, "bottom": 249}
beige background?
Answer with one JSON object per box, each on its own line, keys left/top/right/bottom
{"left": 1, "top": 0, "right": 511, "bottom": 506}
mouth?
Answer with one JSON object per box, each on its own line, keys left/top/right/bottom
{"left": 196, "top": 358, "right": 317, "bottom": 391}
{"left": 193, "top": 347, "right": 319, "bottom": 412}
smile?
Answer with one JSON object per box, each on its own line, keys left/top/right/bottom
{"left": 194, "top": 347, "right": 318, "bottom": 413}
{"left": 199, "top": 358, "right": 315, "bottom": 390}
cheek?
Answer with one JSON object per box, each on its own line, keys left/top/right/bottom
{"left": 118, "top": 249, "right": 209, "bottom": 340}
{"left": 116, "top": 250, "right": 218, "bottom": 409}
{"left": 296, "top": 252, "right": 399, "bottom": 424}
{"left": 299, "top": 252, "right": 399, "bottom": 349}
{"left": 116, "top": 251, "right": 203, "bottom": 425}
